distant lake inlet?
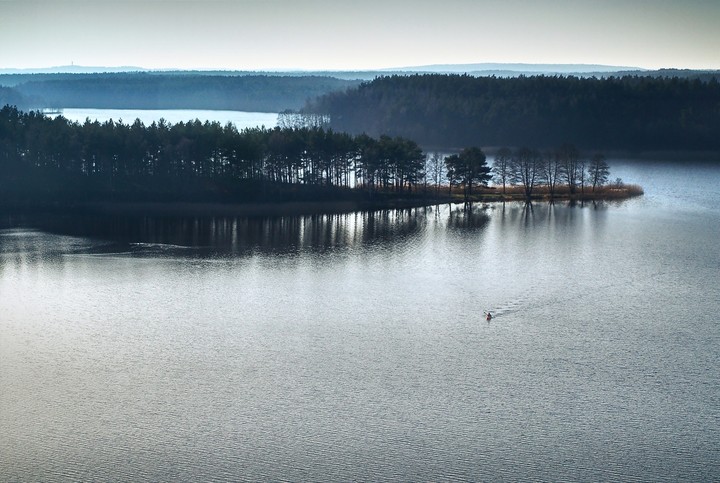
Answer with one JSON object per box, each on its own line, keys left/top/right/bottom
{"left": 53, "top": 108, "right": 279, "bottom": 129}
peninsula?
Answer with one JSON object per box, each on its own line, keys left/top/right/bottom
{"left": 0, "top": 105, "right": 641, "bottom": 216}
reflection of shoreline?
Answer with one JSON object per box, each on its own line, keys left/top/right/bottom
{"left": 4, "top": 207, "right": 436, "bottom": 255}
{"left": 0, "top": 199, "right": 617, "bottom": 257}
{"left": 75, "top": 199, "right": 440, "bottom": 217}
{"left": 0, "top": 185, "right": 641, "bottom": 218}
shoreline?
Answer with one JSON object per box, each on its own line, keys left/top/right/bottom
{"left": 1, "top": 187, "right": 643, "bottom": 218}
{"left": 1, "top": 198, "right": 442, "bottom": 218}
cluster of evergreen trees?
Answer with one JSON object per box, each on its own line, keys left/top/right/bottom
{"left": 305, "top": 74, "right": 720, "bottom": 151}
{"left": 0, "top": 106, "right": 427, "bottom": 203}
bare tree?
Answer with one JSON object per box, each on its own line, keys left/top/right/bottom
{"left": 491, "top": 146, "right": 512, "bottom": 195}
{"left": 577, "top": 156, "right": 588, "bottom": 195}
{"left": 426, "top": 152, "right": 444, "bottom": 197}
{"left": 557, "top": 143, "right": 580, "bottom": 193}
{"left": 510, "top": 147, "right": 541, "bottom": 199}
{"left": 540, "top": 149, "right": 561, "bottom": 199}
{"left": 588, "top": 153, "right": 610, "bottom": 191}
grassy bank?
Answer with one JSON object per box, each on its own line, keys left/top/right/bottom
{"left": 452, "top": 184, "right": 644, "bottom": 203}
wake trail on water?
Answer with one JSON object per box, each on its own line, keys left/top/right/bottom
{"left": 130, "top": 242, "right": 198, "bottom": 251}
{"left": 64, "top": 241, "right": 204, "bottom": 258}
{"left": 484, "top": 268, "right": 671, "bottom": 321}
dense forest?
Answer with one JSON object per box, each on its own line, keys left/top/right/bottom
{"left": 304, "top": 74, "right": 720, "bottom": 151}
{"left": 1, "top": 105, "right": 632, "bottom": 208}
{"left": 0, "top": 87, "right": 27, "bottom": 111}
{"left": 0, "top": 73, "right": 362, "bottom": 112}
{"left": 0, "top": 106, "right": 427, "bottom": 205}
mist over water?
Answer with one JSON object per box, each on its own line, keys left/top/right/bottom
{"left": 1, "top": 161, "right": 719, "bottom": 481}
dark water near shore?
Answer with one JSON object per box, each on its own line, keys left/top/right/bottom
{"left": 1, "top": 160, "right": 719, "bottom": 481}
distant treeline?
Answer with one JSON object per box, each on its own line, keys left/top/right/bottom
{"left": 0, "top": 106, "right": 426, "bottom": 204}
{"left": 304, "top": 74, "right": 720, "bottom": 151}
{"left": 0, "top": 87, "right": 27, "bottom": 111}
{"left": 0, "top": 73, "right": 362, "bottom": 112}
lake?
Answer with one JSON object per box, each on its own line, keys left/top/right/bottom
{"left": 1, "top": 160, "right": 719, "bottom": 481}
{"left": 54, "top": 108, "right": 279, "bottom": 129}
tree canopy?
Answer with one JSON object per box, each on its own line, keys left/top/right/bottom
{"left": 444, "top": 147, "right": 491, "bottom": 201}
{"left": 0, "top": 106, "right": 427, "bottom": 204}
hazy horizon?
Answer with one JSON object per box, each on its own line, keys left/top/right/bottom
{"left": 0, "top": 61, "right": 655, "bottom": 75}
{"left": 2, "top": 0, "right": 719, "bottom": 72}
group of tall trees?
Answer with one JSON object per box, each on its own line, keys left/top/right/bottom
{"left": 415, "top": 143, "right": 611, "bottom": 201}
{"left": 488, "top": 144, "right": 610, "bottom": 198}
{"left": 304, "top": 73, "right": 720, "bottom": 151}
{"left": 0, "top": 105, "right": 427, "bottom": 202}
{"left": 1, "top": 105, "right": 618, "bottom": 204}
{"left": 444, "top": 147, "right": 492, "bottom": 200}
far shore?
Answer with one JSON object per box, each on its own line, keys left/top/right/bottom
{"left": 477, "top": 147, "right": 720, "bottom": 162}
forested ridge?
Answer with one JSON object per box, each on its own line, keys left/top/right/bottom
{"left": 0, "top": 87, "right": 27, "bottom": 111}
{"left": 304, "top": 74, "right": 720, "bottom": 151}
{"left": 0, "top": 73, "right": 361, "bottom": 112}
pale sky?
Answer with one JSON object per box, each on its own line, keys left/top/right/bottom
{"left": 1, "top": 0, "right": 719, "bottom": 71}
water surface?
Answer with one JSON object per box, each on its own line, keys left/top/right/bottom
{"left": 54, "top": 108, "right": 278, "bottom": 129}
{"left": 1, "top": 160, "right": 719, "bottom": 481}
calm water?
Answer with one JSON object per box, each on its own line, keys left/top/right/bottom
{"left": 1, "top": 161, "right": 719, "bottom": 481}
{"left": 55, "top": 108, "right": 278, "bottom": 129}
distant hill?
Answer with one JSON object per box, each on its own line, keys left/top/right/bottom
{"left": 304, "top": 73, "right": 720, "bottom": 152}
{"left": 1, "top": 65, "right": 718, "bottom": 115}
{"left": 2, "top": 63, "right": 718, "bottom": 83}
{"left": 381, "top": 62, "right": 645, "bottom": 74}
{"left": 2, "top": 73, "right": 362, "bottom": 112}
{"left": 0, "top": 62, "right": 644, "bottom": 75}
{"left": 0, "top": 65, "right": 148, "bottom": 75}
{"left": 377, "top": 63, "right": 720, "bottom": 81}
